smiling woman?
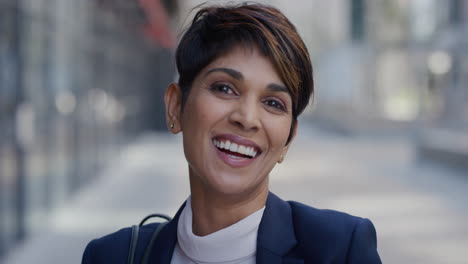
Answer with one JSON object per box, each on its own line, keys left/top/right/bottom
{"left": 169, "top": 46, "right": 294, "bottom": 206}
{"left": 82, "top": 3, "right": 382, "bottom": 264}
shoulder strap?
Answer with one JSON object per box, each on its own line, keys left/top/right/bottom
{"left": 141, "top": 222, "right": 168, "bottom": 264}
{"left": 139, "top": 213, "right": 172, "bottom": 227}
{"left": 127, "top": 214, "right": 172, "bottom": 264}
{"left": 127, "top": 225, "right": 139, "bottom": 264}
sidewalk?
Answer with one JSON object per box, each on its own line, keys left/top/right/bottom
{"left": 3, "top": 124, "right": 468, "bottom": 264}
{"left": 3, "top": 132, "right": 190, "bottom": 264}
{"left": 418, "top": 128, "right": 468, "bottom": 171}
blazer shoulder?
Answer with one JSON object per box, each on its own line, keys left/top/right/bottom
{"left": 288, "top": 200, "right": 366, "bottom": 234}
{"left": 82, "top": 223, "right": 160, "bottom": 264}
{"left": 288, "top": 201, "right": 381, "bottom": 263}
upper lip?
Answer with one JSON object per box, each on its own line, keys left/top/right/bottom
{"left": 213, "top": 133, "right": 263, "bottom": 153}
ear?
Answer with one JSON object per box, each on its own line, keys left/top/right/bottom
{"left": 164, "top": 82, "right": 183, "bottom": 134}
{"left": 278, "top": 120, "right": 298, "bottom": 163}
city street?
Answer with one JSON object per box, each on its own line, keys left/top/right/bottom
{"left": 3, "top": 123, "right": 468, "bottom": 264}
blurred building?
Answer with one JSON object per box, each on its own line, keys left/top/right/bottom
{"left": 314, "top": 0, "right": 467, "bottom": 125}
{"left": 1, "top": 0, "right": 468, "bottom": 259}
{"left": 310, "top": 0, "right": 468, "bottom": 168}
{"left": 0, "top": 0, "right": 175, "bottom": 257}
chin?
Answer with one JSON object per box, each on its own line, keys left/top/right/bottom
{"left": 206, "top": 172, "right": 267, "bottom": 197}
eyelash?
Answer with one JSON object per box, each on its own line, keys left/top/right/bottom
{"left": 263, "top": 99, "right": 286, "bottom": 112}
{"left": 210, "top": 83, "right": 236, "bottom": 95}
{"left": 209, "top": 83, "right": 287, "bottom": 112}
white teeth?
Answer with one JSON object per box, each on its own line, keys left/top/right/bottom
{"left": 238, "top": 145, "right": 246, "bottom": 155}
{"left": 212, "top": 138, "right": 259, "bottom": 158}
{"left": 229, "top": 143, "right": 238, "bottom": 152}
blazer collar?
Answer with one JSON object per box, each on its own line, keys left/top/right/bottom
{"left": 147, "top": 192, "right": 298, "bottom": 264}
{"left": 256, "top": 192, "right": 298, "bottom": 264}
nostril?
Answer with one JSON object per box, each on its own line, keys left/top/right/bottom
{"left": 234, "top": 120, "right": 244, "bottom": 128}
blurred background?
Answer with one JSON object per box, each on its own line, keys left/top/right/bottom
{"left": 0, "top": 0, "right": 467, "bottom": 263}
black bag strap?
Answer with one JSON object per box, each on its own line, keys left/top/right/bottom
{"left": 127, "top": 225, "right": 139, "bottom": 264}
{"left": 141, "top": 221, "right": 168, "bottom": 264}
{"left": 139, "top": 213, "right": 172, "bottom": 227}
{"left": 127, "top": 214, "right": 172, "bottom": 264}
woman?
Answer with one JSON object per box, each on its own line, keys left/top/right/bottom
{"left": 82, "top": 3, "right": 382, "bottom": 264}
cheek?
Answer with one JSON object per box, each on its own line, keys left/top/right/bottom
{"left": 181, "top": 93, "right": 228, "bottom": 155}
{"left": 183, "top": 95, "right": 210, "bottom": 129}
{"left": 181, "top": 96, "right": 209, "bottom": 164}
{"left": 264, "top": 118, "right": 291, "bottom": 152}
{"left": 186, "top": 92, "right": 227, "bottom": 121}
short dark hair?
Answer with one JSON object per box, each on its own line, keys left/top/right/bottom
{"left": 175, "top": 3, "right": 314, "bottom": 143}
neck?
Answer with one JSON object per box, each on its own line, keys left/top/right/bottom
{"left": 188, "top": 173, "right": 268, "bottom": 236}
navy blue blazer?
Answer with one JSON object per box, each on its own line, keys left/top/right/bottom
{"left": 82, "top": 192, "right": 382, "bottom": 263}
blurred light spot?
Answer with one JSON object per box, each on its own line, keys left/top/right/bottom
{"left": 428, "top": 51, "right": 452, "bottom": 75}
{"left": 55, "top": 91, "right": 77, "bottom": 115}
{"left": 384, "top": 95, "right": 418, "bottom": 121}
{"left": 103, "top": 97, "right": 126, "bottom": 123}
{"left": 377, "top": 51, "right": 418, "bottom": 121}
{"left": 88, "top": 88, "right": 108, "bottom": 113}
{"left": 87, "top": 89, "right": 126, "bottom": 123}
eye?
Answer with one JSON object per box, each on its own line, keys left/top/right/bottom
{"left": 264, "top": 98, "right": 286, "bottom": 111}
{"left": 210, "top": 83, "right": 236, "bottom": 95}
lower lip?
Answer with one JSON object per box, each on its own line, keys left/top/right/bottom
{"left": 214, "top": 146, "right": 257, "bottom": 168}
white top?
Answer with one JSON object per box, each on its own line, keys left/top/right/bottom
{"left": 171, "top": 197, "right": 265, "bottom": 264}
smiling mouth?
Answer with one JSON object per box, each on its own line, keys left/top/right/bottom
{"left": 212, "top": 138, "right": 259, "bottom": 159}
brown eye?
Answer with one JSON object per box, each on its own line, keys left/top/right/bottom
{"left": 264, "top": 99, "right": 286, "bottom": 111}
{"left": 211, "top": 83, "right": 235, "bottom": 95}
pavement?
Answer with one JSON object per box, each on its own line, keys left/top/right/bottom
{"left": 3, "top": 123, "right": 468, "bottom": 264}
{"left": 418, "top": 128, "right": 468, "bottom": 171}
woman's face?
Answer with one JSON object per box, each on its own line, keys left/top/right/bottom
{"left": 166, "top": 46, "right": 296, "bottom": 197}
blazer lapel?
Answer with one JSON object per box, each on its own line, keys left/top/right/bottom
{"left": 256, "top": 192, "right": 299, "bottom": 264}
{"left": 146, "top": 202, "right": 186, "bottom": 264}
{"left": 146, "top": 192, "right": 300, "bottom": 264}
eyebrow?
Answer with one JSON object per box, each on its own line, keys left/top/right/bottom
{"left": 205, "top": 67, "right": 289, "bottom": 94}
{"left": 205, "top": 67, "right": 243, "bottom": 80}
{"left": 267, "top": 83, "right": 289, "bottom": 94}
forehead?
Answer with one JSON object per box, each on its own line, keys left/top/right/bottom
{"left": 199, "top": 45, "right": 285, "bottom": 86}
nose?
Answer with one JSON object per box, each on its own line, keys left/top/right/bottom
{"left": 228, "top": 98, "right": 260, "bottom": 132}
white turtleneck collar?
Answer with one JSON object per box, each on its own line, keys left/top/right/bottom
{"left": 171, "top": 196, "right": 265, "bottom": 264}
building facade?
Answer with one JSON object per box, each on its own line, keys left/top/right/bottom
{"left": 313, "top": 0, "right": 468, "bottom": 133}
{"left": 0, "top": 0, "right": 175, "bottom": 257}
